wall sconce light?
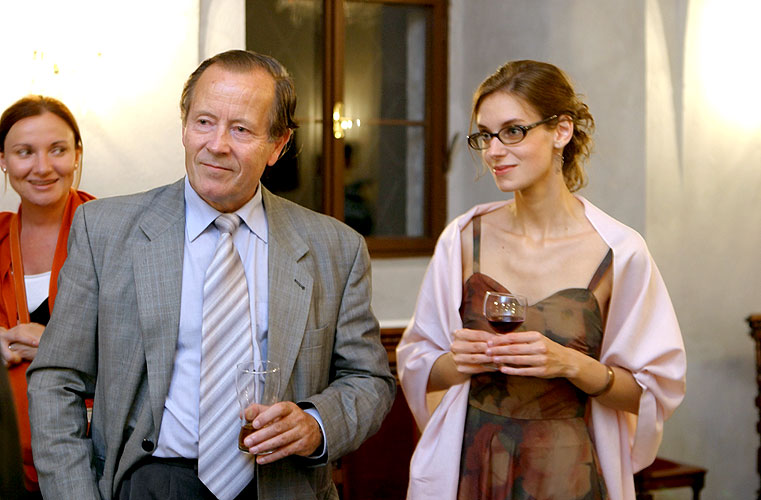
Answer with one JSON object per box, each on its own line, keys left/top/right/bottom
{"left": 332, "top": 102, "right": 361, "bottom": 139}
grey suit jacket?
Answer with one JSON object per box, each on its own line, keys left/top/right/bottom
{"left": 27, "top": 179, "right": 395, "bottom": 500}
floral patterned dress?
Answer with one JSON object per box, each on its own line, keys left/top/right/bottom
{"left": 457, "top": 216, "right": 611, "bottom": 500}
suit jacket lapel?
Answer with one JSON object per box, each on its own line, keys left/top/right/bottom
{"left": 132, "top": 179, "right": 186, "bottom": 432}
{"left": 262, "top": 188, "right": 312, "bottom": 400}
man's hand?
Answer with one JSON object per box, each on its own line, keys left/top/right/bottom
{"left": 241, "top": 401, "right": 323, "bottom": 464}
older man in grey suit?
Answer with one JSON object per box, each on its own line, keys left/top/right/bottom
{"left": 27, "top": 50, "right": 395, "bottom": 500}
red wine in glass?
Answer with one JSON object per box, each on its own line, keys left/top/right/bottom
{"left": 487, "top": 316, "right": 524, "bottom": 333}
{"left": 483, "top": 291, "right": 527, "bottom": 334}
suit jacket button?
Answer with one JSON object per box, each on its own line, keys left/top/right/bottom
{"left": 142, "top": 439, "right": 155, "bottom": 452}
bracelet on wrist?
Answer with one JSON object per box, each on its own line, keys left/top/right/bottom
{"left": 589, "top": 365, "right": 615, "bottom": 398}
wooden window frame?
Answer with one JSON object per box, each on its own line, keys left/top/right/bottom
{"left": 251, "top": 0, "right": 448, "bottom": 257}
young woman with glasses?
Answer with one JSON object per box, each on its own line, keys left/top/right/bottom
{"left": 397, "top": 60, "right": 686, "bottom": 500}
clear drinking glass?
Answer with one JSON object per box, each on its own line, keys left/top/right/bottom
{"left": 235, "top": 360, "right": 280, "bottom": 453}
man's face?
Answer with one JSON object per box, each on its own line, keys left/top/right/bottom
{"left": 182, "top": 64, "right": 291, "bottom": 212}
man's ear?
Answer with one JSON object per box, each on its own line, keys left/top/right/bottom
{"left": 267, "top": 129, "right": 293, "bottom": 166}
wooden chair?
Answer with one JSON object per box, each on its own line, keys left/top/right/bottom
{"left": 634, "top": 457, "right": 707, "bottom": 500}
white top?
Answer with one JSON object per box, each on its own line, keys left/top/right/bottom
{"left": 25, "top": 271, "right": 51, "bottom": 313}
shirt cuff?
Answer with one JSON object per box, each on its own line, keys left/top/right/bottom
{"left": 300, "top": 404, "right": 328, "bottom": 461}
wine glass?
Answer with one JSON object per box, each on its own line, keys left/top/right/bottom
{"left": 483, "top": 291, "right": 527, "bottom": 334}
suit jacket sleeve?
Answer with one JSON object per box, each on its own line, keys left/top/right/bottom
{"left": 27, "top": 206, "right": 101, "bottom": 500}
{"left": 301, "top": 232, "right": 396, "bottom": 462}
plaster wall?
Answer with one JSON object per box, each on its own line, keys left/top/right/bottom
{"left": 0, "top": 0, "right": 198, "bottom": 211}
{"left": 645, "top": 0, "right": 760, "bottom": 497}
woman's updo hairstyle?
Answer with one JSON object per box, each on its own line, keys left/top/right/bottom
{"left": 471, "top": 60, "right": 594, "bottom": 192}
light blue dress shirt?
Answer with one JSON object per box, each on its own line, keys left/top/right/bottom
{"left": 155, "top": 178, "right": 324, "bottom": 459}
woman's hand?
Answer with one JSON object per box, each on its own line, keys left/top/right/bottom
{"left": 451, "top": 328, "right": 501, "bottom": 374}
{"left": 0, "top": 323, "right": 44, "bottom": 366}
{"left": 485, "top": 330, "right": 579, "bottom": 379}
{"left": 427, "top": 328, "right": 500, "bottom": 392}
{"left": 486, "top": 331, "right": 643, "bottom": 413}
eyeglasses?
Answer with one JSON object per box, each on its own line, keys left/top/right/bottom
{"left": 466, "top": 115, "right": 558, "bottom": 150}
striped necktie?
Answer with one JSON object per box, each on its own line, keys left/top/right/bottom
{"left": 198, "top": 213, "right": 255, "bottom": 499}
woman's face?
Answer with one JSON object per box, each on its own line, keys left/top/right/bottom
{"left": 476, "top": 92, "right": 563, "bottom": 194}
{"left": 0, "top": 112, "right": 80, "bottom": 209}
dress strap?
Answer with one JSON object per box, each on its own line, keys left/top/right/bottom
{"left": 587, "top": 248, "right": 613, "bottom": 291}
{"left": 472, "top": 216, "right": 482, "bottom": 274}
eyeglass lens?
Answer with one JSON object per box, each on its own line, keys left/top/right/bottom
{"left": 469, "top": 126, "right": 525, "bottom": 150}
{"left": 467, "top": 115, "right": 557, "bottom": 150}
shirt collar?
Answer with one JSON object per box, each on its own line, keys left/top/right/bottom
{"left": 184, "top": 177, "right": 268, "bottom": 243}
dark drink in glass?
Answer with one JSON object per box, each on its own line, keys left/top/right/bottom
{"left": 238, "top": 422, "right": 254, "bottom": 452}
{"left": 483, "top": 291, "right": 527, "bottom": 335}
{"left": 488, "top": 317, "right": 524, "bottom": 334}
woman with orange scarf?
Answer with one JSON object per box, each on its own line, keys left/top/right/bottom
{"left": 0, "top": 95, "right": 94, "bottom": 498}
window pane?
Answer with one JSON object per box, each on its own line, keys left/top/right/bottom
{"left": 246, "top": 0, "right": 324, "bottom": 212}
{"left": 344, "top": 124, "right": 425, "bottom": 237}
{"left": 343, "top": 3, "right": 429, "bottom": 237}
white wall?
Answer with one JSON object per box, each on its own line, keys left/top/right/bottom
{"left": 0, "top": 0, "right": 199, "bottom": 211}
{"left": 646, "top": 0, "right": 760, "bottom": 497}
